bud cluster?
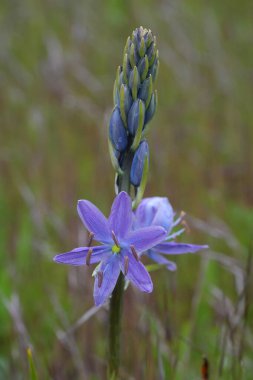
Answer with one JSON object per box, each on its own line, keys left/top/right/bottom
{"left": 108, "top": 27, "right": 159, "bottom": 197}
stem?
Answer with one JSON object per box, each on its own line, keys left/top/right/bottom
{"left": 108, "top": 273, "right": 125, "bottom": 379}
{"left": 108, "top": 153, "right": 131, "bottom": 379}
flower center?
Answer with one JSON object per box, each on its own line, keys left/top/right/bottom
{"left": 112, "top": 244, "right": 121, "bottom": 254}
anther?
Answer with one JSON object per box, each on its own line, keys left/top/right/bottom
{"left": 173, "top": 211, "right": 186, "bottom": 228}
{"left": 86, "top": 248, "right": 93, "bottom": 266}
{"left": 124, "top": 256, "right": 129, "bottom": 275}
{"left": 181, "top": 220, "right": 190, "bottom": 234}
{"left": 180, "top": 211, "right": 186, "bottom": 220}
{"left": 97, "top": 271, "right": 103, "bottom": 288}
{"left": 111, "top": 230, "right": 120, "bottom": 247}
{"left": 130, "top": 245, "right": 139, "bottom": 261}
{"left": 87, "top": 232, "right": 94, "bottom": 247}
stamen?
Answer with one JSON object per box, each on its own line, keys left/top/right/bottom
{"left": 111, "top": 230, "right": 120, "bottom": 247}
{"left": 87, "top": 232, "right": 94, "bottom": 247}
{"left": 173, "top": 210, "right": 186, "bottom": 227}
{"left": 130, "top": 245, "right": 139, "bottom": 261}
{"left": 86, "top": 248, "right": 93, "bottom": 266}
{"left": 97, "top": 271, "right": 103, "bottom": 288}
{"left": 181, "top": 220, "right": 190, "bottom": 234}
{"left": 180, "top": 210, "right": 186, "bottom": 219}
{"left": 124, "top": 256, "right": 129, "bottom": 275}
{"left": 166, "top": 228, "right": 185, "bottom": 241}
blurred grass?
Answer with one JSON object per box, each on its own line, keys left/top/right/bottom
{"left": 0, "top": 0, "right": 253, "bottom": 378}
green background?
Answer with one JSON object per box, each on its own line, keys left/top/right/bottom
{"left": 1, "top": 0, "right": 253, "bottom": 378}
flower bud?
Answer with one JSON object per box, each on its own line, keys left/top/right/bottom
{"left": 129, "top": 66, "right": 140, "bottom": 100}
{"left": 127, "top": 99, "right": 145, "bottom": 136}
{"left": 134, "top": 196, "right": 174, "bottom": 232}
{"left": 138, "top": 75, "right": 153, "bottom": 108}
{"left": 109, "top": 107, "right": 128, "bottom": 152}
{"left": 137, "top": 55, "right": 149, "bottom": 82}
{"left": 119, "top": 84, "right": 132, "bottom": 125}
{"left": 148, "top": 54, "right": 159, "bottom": 82}
{"left": 144, "top": 91, "right": 157, "bottom": 125}
{"left": 130, "top": 140, "right": 149, "bottom": 187}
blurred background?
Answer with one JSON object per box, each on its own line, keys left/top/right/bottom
{"left": 1, "top": 0, "right": 253, "bottom": 379}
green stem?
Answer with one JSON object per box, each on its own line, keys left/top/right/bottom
{"left": 108, "top": 273, "right": 125, "bottom": 379}
{"left": 108, "top": 153, "right": 132, "bottom": 379}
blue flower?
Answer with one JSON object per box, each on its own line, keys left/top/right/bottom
{"left": 54, "top": 192, "right": 167, "bottom": 306}
{"left": 134, "top": 197, "right": 208, "bottom": 271}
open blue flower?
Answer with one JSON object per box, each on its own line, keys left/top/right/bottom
{"left": 134, "top": 197, "right": 208, "bottom": 271}
{"left": 54, "top": 192, "right": 167, "bottom": 306}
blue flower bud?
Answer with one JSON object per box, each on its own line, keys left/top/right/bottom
{"left": 132, "top": 28, "right": 141, "bottom": 48}
{"left": 119, "top": 84, "right": 132, "bottom": 124}
{"left": 129, "top": 66, "right": 140, "bottom": 99}
{"left": 137, "top": 55, "right": 149, "bottom": 82}
{"left": 143, "top": 29, "right": 153, "bottom": 47}
{"left": 130, "top": 140, "right": 149, "bottom": 187}
{"left": 127, "top": 99, "right": 145, "bottom": 136}
{"left": 146, "top": 42, "right": 156, "bottom": 65}
{"left": 144, "top": 91, "right": 157, "bottom": 125}
{"left": 129, "top": 42, "right": 137, "bottom": 68}
{"left": 148, "top": 56, "right": 159, "bottom": 82}
{"left": 123, "top": 54, "right": 131, "bottom": 84}
{"left": 138, "top": 37, "right": 146, "bottom": 57}
{"left": 138, "top": 75, "right": 152, "bottom": 107}
{"left": 109, "top": 107, "right": 128, "bottom": 152}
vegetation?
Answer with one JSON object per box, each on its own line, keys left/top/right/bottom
{"left": 1, "top": 0, "right": 252, "bottom": 378}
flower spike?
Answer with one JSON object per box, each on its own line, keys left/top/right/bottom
{"left": 108, "top": 27, "right": 159, "bottom": 202}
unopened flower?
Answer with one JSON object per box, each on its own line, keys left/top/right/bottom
{"left": 130, "top": 140, "right": 149, "bottom": 187}
{"left": 109, "top": 107, "right": 128, "bottom": 152}
{"left": 134, "top": 197, "right": 208, "bottom": 271}
{"left": 108, "top": 27, "right": 159, "bottom": 189}
{"left": 54, "top": 192, "right": 167, "bottom": 306}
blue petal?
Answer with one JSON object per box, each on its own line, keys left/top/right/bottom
{"left": 94, "top": 255, "right": 121, "bottom": 306}
{"left": 53, "top": 246, "right": 111, "bottom": 266}
{"left": 77, "top": 200, "right": 111, "bottom": 244}
{"left": 127, "top": 226, "right": 167, "bottom": 253}
{"left": 147, "top": 250, "right": 177, "bottom": 271}
{"left": 154, "top": 242, "right": 209, "bottom": 255}
{"left": 121, "top": 251, "right": 153, "bottom": 292}
{"left": 108, "top": 192, "right": 132, "bottom": 239}
{"left": 134, "top": 197, "right": 174, "bottom": 232}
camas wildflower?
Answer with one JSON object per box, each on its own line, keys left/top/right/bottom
{"left": 134, "top": 197, "right": 208, "bottom": 271}
{"left": 54, "top": 192, "right": 167, "bottom": 306}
